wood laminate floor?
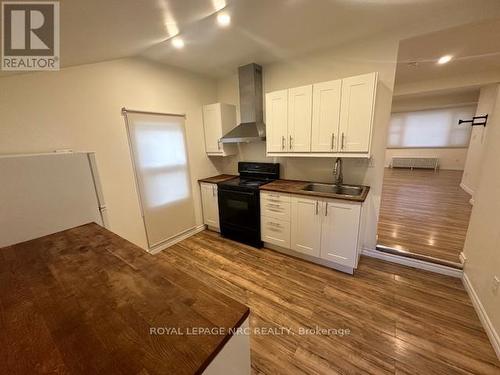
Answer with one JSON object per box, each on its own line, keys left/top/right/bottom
{"left": 377, "top": 168, "right": 473, "bottom": 264}
{"left": 163, "top": 231, "right": 500, "bottom": 374}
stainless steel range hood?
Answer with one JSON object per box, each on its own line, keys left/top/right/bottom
{"left": 220, "top": 63, "right": 265, "bottom": 143}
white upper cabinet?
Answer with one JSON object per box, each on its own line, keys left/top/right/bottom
{"left": 290, "top": 195, "right": 321, "bottom": 257}
{"left": 339, "top": 72, "right": 377, "bottom": 153}
{"left": 265, "top": 72, "right": 377, "bottom": 157}
{"left": 287, "top": 85, "right": 312, "bottom": 152}
{"left": 202, "top": 103, "right": 237, "bottom": 156}
{"left": 265, "top": 90, "right": 288, "bottom": 152}
{"left": 311, "top": 79, "right": 342, "bottom": 152}
{"left": 320, "top": 200, "right": 360, "bottom": 268}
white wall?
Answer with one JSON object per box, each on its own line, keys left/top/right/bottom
{"left": 0, "top": 58, "right": 220, "bottom": 249}
{"left": 463, "top": 83, "right": 500, "bottom": 357}
{"left": 216, "top": 34, "right": 399, "bottom": 251}
{"left": 461, "top": 84, "right": 499, "bottom": 196}
{"left": 385, "top": 148, "right": 468, "bottom": 170}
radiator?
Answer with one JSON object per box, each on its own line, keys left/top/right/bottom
{"left": 390, "top": 157, "right": 439, "bottom": 170}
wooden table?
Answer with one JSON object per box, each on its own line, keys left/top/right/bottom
{"left": 0, "top": 223, "right": 249, "bottom": 374}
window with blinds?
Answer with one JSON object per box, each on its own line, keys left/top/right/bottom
{"left": 124, "top": 111, "right": 196, "bottom": 249}
{"left": 388, "top": 105, "right": 476, "bottom": 148}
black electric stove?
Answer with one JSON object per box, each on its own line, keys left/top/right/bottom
{"left": 218, "top": 162, "right": 280, "bottom": 248}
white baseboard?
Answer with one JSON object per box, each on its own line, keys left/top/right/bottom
{"left": 462, "top": 273, "right": 500, "bottom": 360}
{"left": 362, "top": 248, "right": 463, "bottom": 278}
{"left": 460, "top": 182, "right": 474, "bottom": 197}
{"left": 149, "top": 225, "right": 206, "bottom": 254}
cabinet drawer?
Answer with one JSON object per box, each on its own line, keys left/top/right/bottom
{"left": 261, "top": 199, "right": 291, "bottom": 221}
{"left": 261, "top": 216, "right": 290, "bottom": 248}
{"left": 261, "top": 191, "right": 291, "bottom": 204}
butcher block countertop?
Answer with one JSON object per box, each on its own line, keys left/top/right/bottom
{"left": 260, "top": 179, "right": 370, "bottom": 202}
{"left": 0, "top": 223, "right": 249, "bottom": 374}
{"left": 198, "top": 174, "right": 237, "bottom": 184}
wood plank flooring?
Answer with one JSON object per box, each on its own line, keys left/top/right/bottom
{"left": 377, "top": 168, "right": 472, "bottom": 264}
{"left": 163, "top": 230, "right": 500, "bottom": 374}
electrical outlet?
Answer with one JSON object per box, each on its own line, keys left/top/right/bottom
{"left": 493, "top": 276, "right": 500, "bottom": 295}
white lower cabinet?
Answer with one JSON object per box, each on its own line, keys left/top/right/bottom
{"left": 261, "top": 192, "right": 291, "bottom": 221}
{"left": 261, "top": 191, "right": 364, "bottom": 273}
{"left": 200, "top": 183, "right": 220, "bottom": 232}
{"left": 320, "top": 200, "right": 360, "bottom": 267}
{"left": 262, "top": 218, "right": 291, "bottom": 249}
{"left": 261, "top": 191, "right": 291, "bottom": 248}
{"left": 290, "top": 196, "right": 321, "bottom": 257}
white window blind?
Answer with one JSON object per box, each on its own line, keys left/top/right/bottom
{"left": 388, "top": 106, "right": 475, "bottom": 148}
{"left": 125, "top": 111, "right": 196, "bottom": 249}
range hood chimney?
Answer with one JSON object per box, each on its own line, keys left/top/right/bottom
{"left": 220, "top": 63, "right": 265, "bottom": 143}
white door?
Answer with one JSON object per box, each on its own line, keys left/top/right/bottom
{"left": 125, "top": 112, "right": 196, "bottom": 248}
{"left": 320, "top": 200, "right": 361, "bottom": 267}
{"left": 288, "top": 85, "right": 313, "bottom": 152}
{"left": 339, "top": 73, "right": 377, "bottom": 153}
{"left": 201, "top": 183, "right": 219, "bottom": 230}
{"left": 265, "top": 90, "right": 288, "bottom": 152}
{"left": 311, "top": 80, "right": 342, "bottom": 152}
{"left": 203, "top": 104, "right": 222, "bottom": 154}
{"left": 291, "top": 196, "right": 321, "bottom": 257}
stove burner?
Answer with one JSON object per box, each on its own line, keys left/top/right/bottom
{"left": 219, "top": 177, "right": 272, "bottom": 191}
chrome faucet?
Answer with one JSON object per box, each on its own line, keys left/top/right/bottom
{"left": 333, "top": 158, "right": 343, "bottom": 185}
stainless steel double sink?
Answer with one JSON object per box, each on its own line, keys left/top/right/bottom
{"left": 301, "top": 183, "right": 366, "bottom": 198}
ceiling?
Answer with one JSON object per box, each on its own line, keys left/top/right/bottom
{"left": 396, "top": 17, "right": 500, "bottom": 85}
{"left": 4, "top": 0, "right": 500, "bottom": 78}
{"left": 391, "top": 87, "right": 480, "bottom": 113}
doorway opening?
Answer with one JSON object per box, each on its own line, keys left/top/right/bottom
{"left": 376, "top": 19, "right": 498, "bottom": 268}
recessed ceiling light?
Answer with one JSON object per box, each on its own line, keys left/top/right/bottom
{"left": 217, "top": 13, "right": 231, "bottom": 27}
{"left": 437, "top": 55, "right": 453, "bottom": 65}
{"left": 172, "top": 37, "right": 185, "bottom": 49}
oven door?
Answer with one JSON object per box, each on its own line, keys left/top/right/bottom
{"left": 218, "top": 188, "right": 261, "bottom": 247}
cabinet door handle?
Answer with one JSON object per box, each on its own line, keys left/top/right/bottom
{"left": 341, "top": 133, "right": 345, "bottom": 150}
{"left": 212, "top": 185, "right": 215, "bottom": 197}
{"left": 281, "top": 135, "right": 285, "bottom": 150}
{"left": 289, "top": 135, "right": 293, "bottom": 150}
{"left": 331, "top": 133, "right": 335, "bottom": 150}
{"left": 325, "top": 203, "right": 328, "bottom": 216}
{"left": 315, "top": 201, "right": 319, "bottom": 215}
{"left": 217, "top": 139, "right": 221, "bottom": 150}
{"left": 268, "top": 208, "right": 282, "bottom": 213}
{"left": 267, "top": 203, "right": 281, "bottom": 208}
{"left": 267, "top": 198, "right": 281, "bottom": 203}
{"left": 267, "top": 222, "right": 282, "bottom": 228}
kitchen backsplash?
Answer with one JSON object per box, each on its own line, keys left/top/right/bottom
{"left": 210, "top": 142, "right": 371, "bottom": 185}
